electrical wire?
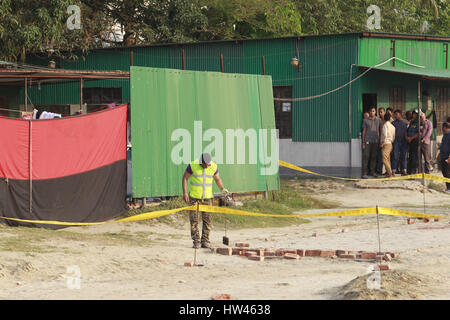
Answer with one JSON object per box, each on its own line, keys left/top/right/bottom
{"left": 273, "top": 57, "right": 425, "bottom": 102}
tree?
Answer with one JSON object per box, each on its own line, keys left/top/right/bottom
{"left": 199, "top": 0, "right": 301, "bottom": 40}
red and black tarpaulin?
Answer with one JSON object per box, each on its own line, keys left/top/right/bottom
{"left": 0, "top": 104, "right": 128, "bottom": 229}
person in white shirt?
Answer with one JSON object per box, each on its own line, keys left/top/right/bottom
{"left": 380, "top": 113, "right": 396, "bottom": 177}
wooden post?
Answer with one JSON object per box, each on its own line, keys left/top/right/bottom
{"left": 130, "top": 51, "right": 134, "bottom": 66}
{"left": 220, "top": 53, "right": 224, "bottom": 72}
{"left": 262, "top": 56, "right": 266, "bottom": 75}
{"left": 182, "top": 49, "right": 186, "bottom": 70}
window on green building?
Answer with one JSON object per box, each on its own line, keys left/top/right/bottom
{"left": 273, "top": 85, "right": 292, "bottom": 139}
{"left": 389, "top": 87, "right": 406, "bottom": 114}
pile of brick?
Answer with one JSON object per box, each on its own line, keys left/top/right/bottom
{"left": 210, "top": 243, "right": 396, "bottom": 268}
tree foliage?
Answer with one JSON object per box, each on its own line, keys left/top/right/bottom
{"left": 0, "top": 0, "right": 448, "bottom": 62}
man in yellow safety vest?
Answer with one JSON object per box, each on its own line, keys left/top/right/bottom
{"left": 182, "top": 153, "right": 228, "bottom": 248}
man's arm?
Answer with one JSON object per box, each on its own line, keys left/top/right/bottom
{"left": 213, "top": 173, "right": 227, "bottom": 193}
{"left": 182, "top": 171, "right": 191, "bottom": 203}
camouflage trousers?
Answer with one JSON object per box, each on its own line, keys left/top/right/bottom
{"left": 189, "top": 198, "right": 213, "bottom": 245}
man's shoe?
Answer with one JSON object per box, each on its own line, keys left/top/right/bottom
{"left": 362, "top": 175, "right": 369, "bottom": 179}
{"left": 193, "top": 242, "right": 200, "bottom": 249}
{"left": 201, "top": 242, "right": 210, "bottom": 249}
{"left": 402, "top": 171, "right": 408, "bottom": 176}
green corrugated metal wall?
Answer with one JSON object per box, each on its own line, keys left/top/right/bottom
{"left": 130, "top": 67, "right": 279, "bottom": 197}
{"left": 292, "top": 34, "right": 360, "bottom": 141}
{"left": 359, "top": 38, "right": 448, "bottom": 70}
{"left": 24, "top": 34, "right": 448, "bottom": 144}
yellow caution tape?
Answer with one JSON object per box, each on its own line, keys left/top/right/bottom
{"left": 196, "top": 205, "right": 448, "bottom": 220}
{"left": 0, "top": 204, "right": 448, "bottom": 227}
{"left": 279, "top": 160, "right": 450, "bottom": 183}
{"left": 116, "top": 205, "right": 196, "bottom": 222}
{"left": 0, "top": 205, "right": 196, "bottom": 227}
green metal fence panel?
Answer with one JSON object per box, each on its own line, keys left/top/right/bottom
{"left": 130, "top": 67, "right": 279, "bottom": 198}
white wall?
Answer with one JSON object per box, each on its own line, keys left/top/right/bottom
{"left": 279, "top": 138, "right": 362, "bottom": 168}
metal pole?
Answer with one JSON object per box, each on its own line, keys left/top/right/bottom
{"left": 24, "top": 77, "right": 28, "bottom": 111}
{"left": 418, "top": 80, "right": 423, "bottom": 178}
{"left": 130, "top": 51, "right": 134, "bottom": 67}
{"left": 376, "top": 205, "right": 381, "bottom": 253}
{"left": 29, "top": 120, "right": 32, "bottom": 215}
{"left": 348, "top": 64, "right": 355, "bottom": 169}
{"left": 194, "top": 201, "right": 199, "bottom": 265}
{"left": 80, "top": 78, "right": 84, "bottom": 114}
{"left": 220, "top": 53, "right": 224, "bottom": 73}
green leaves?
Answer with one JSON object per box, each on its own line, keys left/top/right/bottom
{"left": 0, "top": 0, "right": 447, "bottom": 63}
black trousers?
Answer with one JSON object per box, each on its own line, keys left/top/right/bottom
{"left": 440, "top": 158, "right": 450, "bottom": 191}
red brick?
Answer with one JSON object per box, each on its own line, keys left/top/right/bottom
{"left": 305, "top": 250, "right": 322, "bottom": 257}
{"left": 283, "top": 250, "right": 297, "bottom": 255}
{"left": 232, "top": 248, "right": 241, "bottom": 255}
{"left": 296, "top": 249, "right": 306, "bottom": 257}
{"left": 423, "top": 218, "right": 430, "bottom": 223}
{"left": 360, "top": 252, "right": 377, "bottom": 259}
{"left": 312, "top": 232, "right": 319, "bottom": 237}
{"left": 336, "top": 250, "right": 348, "bottom": 256}
{"left": 407, "top": 218, "right": 415, "bottom": 224}
{"left": 387, "top": 252, "right": 396, "bottom": 258}
{"left": 320, "top": 250, "right": 336, "bottom": 257}
{"left": 235, "top": 243, "right": 250, "bottom": 247}
{"left": 248, "top": 255, "right": 264, "bottom": 261}
{"left": 275, "top": 249, "right": 284, "bottom": 256}
{"left": 217, "top": 248, "right": 232, "bottom": 256}
{"left": 376, "top": 255, "right": 384, "bottom": 262}
{"left": 284, "top": 253, "right": 301, "bottom": 260}
{"left": 377, "top": 264, "right": 390, "bottom": 271}
{"left": 339, "top": 254, "right": 356, "bottom": 259}
{"left": 264, "top": 251, "right": 276, "bottom": 257}
{"left": 184, "top": 261, "right": 194, "bottom": 267}
{"left": 384, "top": 254, "right": 392, "bottom": 262}
{"left": 434, "top": 219, "right": 439, "bottom": 222}
{"left": 245, "top": 251, "right": 256, "bottom": 257}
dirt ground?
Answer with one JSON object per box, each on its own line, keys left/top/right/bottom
{"left": 0, "top": 177, "right": 449, "bottom": 300}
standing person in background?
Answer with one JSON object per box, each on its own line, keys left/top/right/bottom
{"left": 362, "top": 107, "right": 382, "bottom": 178}
{"left": 406, "top": 110, "right": 420, "bottom": 174}
{"left": 439, "top": 122, "right": 450, "bottom": 193}
{"left": 406, "top": 110, "right": 413, "bottom": 122}
{"left": 419, "top": 110, "right": 433, "bottom": 173}
{"left": 380, "top": 113, "right": 396, "bottom": 177}
{"left": 392, "top": 110, "right": 409, "bottom": 176}
{"left": 376, "top": 107, "right": 387, "bottom": 175}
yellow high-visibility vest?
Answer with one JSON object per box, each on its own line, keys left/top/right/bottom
{"left": 189, "top": 160, "right": 217, "bottom": 199}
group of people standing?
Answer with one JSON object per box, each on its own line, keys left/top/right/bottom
{"left": 361, "top": 107, "right": 448, "bottom": 189}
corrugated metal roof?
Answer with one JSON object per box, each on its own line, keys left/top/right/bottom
{"left": 84, "top": 32, "right": 450, "bottom": 53}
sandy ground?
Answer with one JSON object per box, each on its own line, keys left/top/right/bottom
{"left": 0, "top": 178, "right": 449, "bottom": 300}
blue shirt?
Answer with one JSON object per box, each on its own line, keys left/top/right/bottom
{"left": 407, "top": 120, "right": 419, "bottom": 138}
{"left": 441, "top": 132, "right": 450, "bottom": 160}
